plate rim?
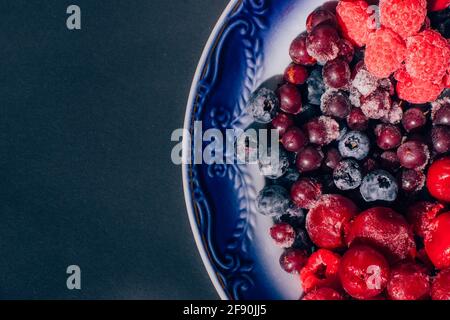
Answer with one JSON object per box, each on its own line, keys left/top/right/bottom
{"left": 181, "top": 0, "right": 239, "bottom": 301}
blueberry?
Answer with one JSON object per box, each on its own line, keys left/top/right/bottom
{"left": 258, "top": 147, "right": 290, "bottom": 179}
{"left": 274, "top": 167, "right": 301, "bottom": 188}
{"left": 292, "top": 229, "right": 314, "bottom": 252}
{"left": 360, "top": 169, "right": 398, "bottom": 202}
{"left": 338, "top": 131, "right": 370, "bottom": 160}
{"left": 277, "top": 204, "right": 306, "bottom": 227}
{"left": 333, "top": 159, "right": 362, "bottom": 190}
{"left": 247, "top": 88, "right": 279, "bottom": 123}
{"left": 256, "top": 185, "right": 290, "bottom": 217}
{"left": 306, "top": 67, "right": 326, "bottom": 105}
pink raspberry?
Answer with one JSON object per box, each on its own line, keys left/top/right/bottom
{"left": 405, "top": 30, "right": 450, "bottom": 83}
{"left": 380, "top": 0, "right": 427, "bottom": 39}
{"left": 395, "top": 68, "right": 445, "bottom": 104}
{"left": 336, "top": 1, "right": 375, "bottom": 47}
{"left": 365, "top": 28, "right": 406, "bottom": 78}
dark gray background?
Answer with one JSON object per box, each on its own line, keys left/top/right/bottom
{"left": 0, "top": 0, "right": 228, "bottom": 299}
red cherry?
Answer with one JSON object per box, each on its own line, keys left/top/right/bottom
{"left": 431, "top": 268, "right": 450, "bottom": 300}
{"left": 306, "top": 194, "right": 358, "bottom": 250}
{"left": 339, "top": 244, "right": 390, "bottom": 300}
{"left": 302, "top": 287, "right": 344, "bottom": 300}
{"left": 291, "top": 178, "right": 323, "bottom": 209}
{"left": 386, "top": 262, "right": 430, "bottom": 300}
{"left": 284, "top": 63, "right": 309, "bottom": 85}
{"left": 279, "top": 249, "right": 309, "bottom": 274}
{"left": 270, "top": 223, "right": 296, "bottom": 248}
{"left": 427, "top": 157, "right": 450, "bottom": 203}
{"left": 407, "top": 201, "right": 445, "bottom": 239}
{"left": 271, "top": 112, "right": 294, "bottom": 137}
{"left": 346, "top": 207, "right": 416, "bottom": 263}
{"left": 300, "top": 249, "right": 341, "bottom": 293}
{"left": 425, "top": 212, "right": 450, "bottom": 270}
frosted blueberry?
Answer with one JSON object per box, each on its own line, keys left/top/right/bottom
{"left": 333, "top": 159, "right": 362, "bottom": 191}
{"left": 360, "top": 170, "right": 398, "bottom": 202}
{"left": 338, "top": 131, "right": 370, "bottom": 160}
{"left": 248, "top": 88, "right": 279, "bottom": 123}
{"left": 258, "top": 147, "right": 290, "bottom": 179}
{"left": 256, "top": 185, "right": 290, "bottom": 217}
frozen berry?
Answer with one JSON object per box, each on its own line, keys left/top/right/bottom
{"left": 338, "top": 131, "right": 370, "bottom": 160}
{"left": 402, "top": 107, "right": 426, "bottom": 132}
{"left": 382, "top": 101, "right": 404, "bottom": 125}
{"left": 333, "top": 159, "right": 362, "bottom": 191}
{"left": 395, "top": 67, "right": 445, "bottom": 104}
{"left": 351, "top": 61, "right": 379, "bottom": 96}
{"left": 360, "top": 89, "right": 392, "bottom": 120}
{"left": 365, "top": 28, "right": 406, "bottom": 78}
{"left": 337, "top": 38, "right": 355, "bottom": 63}
{"left": 347, "top": 108, "right": 368, "bottom": 131}
{"left": 336, "top": 0, "right": 374, "bottom": 47}
{"left": 279, "top": 248, "right": 308, "bottom": 274}
{"left": 375, "top": 124, "right": 402, "bottom": 150}
{"left": 270, "top": 223, "right": 296, "bottom": 248}
{"left": 407, "top": 201, "right": 445, "bottom": 238}
{"left": 281, "top": 127, "right": 308, "bottom": 152}
{"left": 400, "top": 169, "right": 425, "bottom": 193}
{"left": 256, "top": 185, "right": 290, "bottom": 217}
{"left": 397, "top": 141, "right": 429, "bottom": 170}
{"left": 387, "top": 262, "right": 430, "bottom": 300}
{"left": 284, "top": 63, "right": 309, "bottom": 85}
{"left": 302, "top": 287, "right": 344, "bottom": 300}
{"left": 306, "top": 194, "right": 358, "bottom": 250}
{"left": 405, "top": 29, "right": 450, "bottom": 82}
{"left": 425, "top": 212, "right": 450, "bottom": 269}
{"left": 433, "top": 102, "right": 450, "bottom": 126}
{"left": 304, "top": 116, "right": 340, "bottom": 146}
{"left": 306, "top": 23, "right": 340, "bottom": 63}
{"left": 289, "top": 32, "right": 317, "bottom": 66}
{"left": 431, "top": 268, "right": 450, "bottom": 300}
{"left": 271, "top": 112, "right": 294, "bottom": 137}
{"left": 360, "top": 170, "right": 398, "bottom": 202}
{"left": 432, "top": 126, "right": 450, "bottom": 154}
{"left": 320, "top": 90, "right": 351, "bottom": 119}
{"left": 323, "top": 58, "right": 351, "bottom": 89}
{"left": 296, "top": 146, "right": 324, "bottom": 173}
{"left": 380, "top": 151, "right": 400, "bottom": 171}
{"left": 429, "top": 0, "right": 450, "bottom": 12}
{"left": 324, "top": 147, "right": 342, "bottom": 170}
{"left": 291, "top": 178, "right": 323, "bottom": 209}
{"left": 300, "top": 249, "right": 341, "bottom": 292}
{"left": 306, "top": 67, "right": 326, "bottom": 105}
{"left": 379, "top": 0, "right": 427, "bottom": 39}
{"left": 278, "top": 83, "right": 303, "bottom": 115}
{"left": 247, "top": 88, "right": 279, "bottom": 123}
{"left": 339, "top": 244, "right": 390, "bottom": 300}
{"left": 346, "top": 207, "right": 416, "bottom": 262}
{"left": 258, "top": 147, "right": 290, "bottom": 179}
{"left": 306, "top": 8, "right": 337, "bottom": 32}
{"left": 427, "top": 157, "right": 450, "bottom": 203}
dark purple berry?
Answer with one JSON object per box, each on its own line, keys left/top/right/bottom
{"left": 284, "top": 63, "right": 309, "bottom": 85}
{"left": 271, "top": 112, "right": 294, "bottom": 137}
{"left": 380, "top": 151, "right": 400, "bottom": 171}
{"left": 281, "top": 127, "right": 308, "bottom": 152}
{"left": 400, "top": 169, "right": 425, "bottom": 193}
{"left": 320, "top": 90, "right": 351, "bottom": 119}
{"left": 432, "top": 126, "right": 450, "bottom": 154}
{"left": 324, "top": 147, "right": 342, "bottom": 170}
{"left": 397, "top": 141, "right": 430, "bottom": 170}
{"left": 306, "top": 8, "right": 337, "bottom": 32}
{"left": 402, "top": 107, "right": 426, "bottom": 132}
{"left": 347, "top": 108, "right": 368, "bottom": 131}
{"left": 375, "top": 124, "right": 402, "bottom": 150}
{"left": 306, "top": 24, "right": 340, "bottom": 63}
{"left": 433, "top": 102, "right": 450, "bottom": 126}
{"left": 304, "top": 116, "right": 340, "bottom": 146}
{"left": 279, "top": 249, "right": 308, "bottom": 274}
{"left": 296, "top": 146, "right": 324, "bottom": 173}
{"left": 323, "top": 58, "right": 351, "bottom": 89}
{"left": 337, "top": 38, "right": 355, "bottom": 63}
{"left": 289, "top": 32, "right": 317, "bottom": 66}
{"left": 278, "top": 83, "right": 303, "bottom": 115}
{"left": 291, "top": 178, "right": 323, "bottom": 209}
{"left": 270, "top": 223, "right": 296, "bottom": 248}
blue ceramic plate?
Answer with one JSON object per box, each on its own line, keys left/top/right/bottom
{"left": 183, "top": 0, "right": 326, "bottom": 300}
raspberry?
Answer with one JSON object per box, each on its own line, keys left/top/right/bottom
{"left": 405, "top": 30, "right": 450, "bottom": 82}
{"left": 386, "top": 262, "right": 430, "bottom": 300}
{"left": 365, "top": 28, "right": 406, "bottom": 78}
{"left": 302, "top": 287, "right": 344, "bottom": 300}
{"left": 300, "top": 249, "right": 341, "bottom": 293}
{"left": 380, "top": 0, "right": 427, "bottom": 39}
{"left": 431, "top": 268, "right": 450, "bottom": 300}
{"left": 395, "top": 68, "right": 444, "bottom": 104}
{"left": 336, "top": 1, "right": 374, "bottom": 47}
